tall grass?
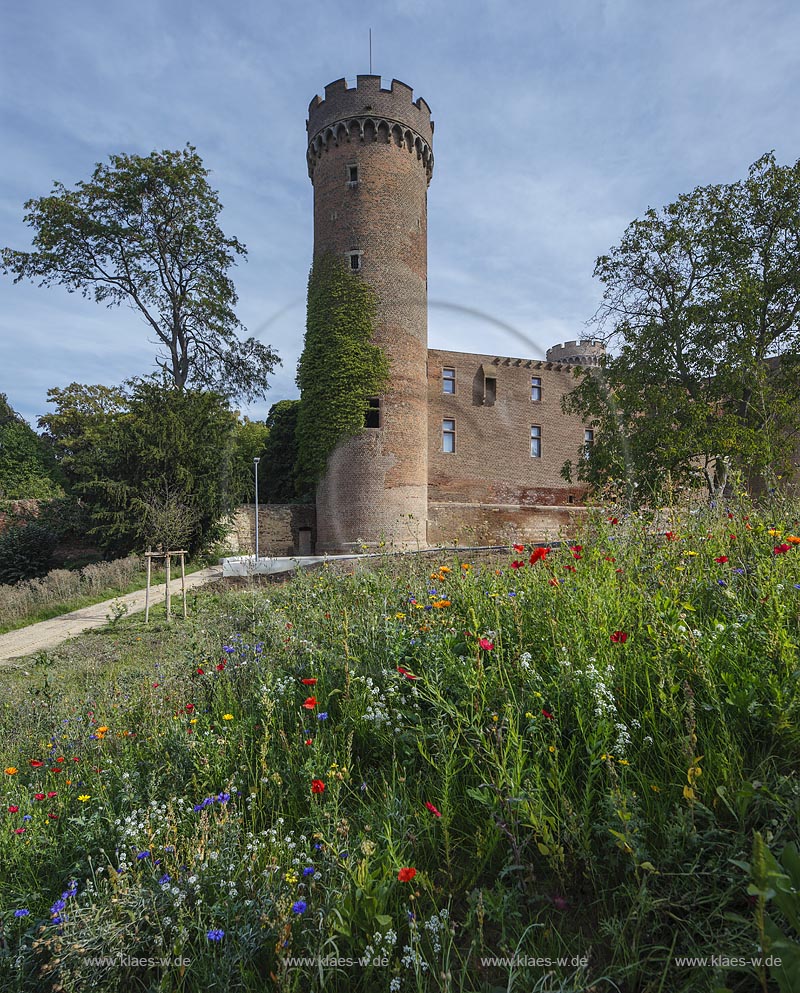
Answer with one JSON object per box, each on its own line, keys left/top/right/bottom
{"left": 0, "top": 504, "right": 799, "bottom": 992}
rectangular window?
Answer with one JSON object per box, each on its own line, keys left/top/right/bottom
{"left": 442, "top": 418, "right": 456, "bottom": 453}
{"left": 584, "top": 428, "right": 594, "bottom": 454}
{"left": 484, "top": 376, "right": 496, "bottom": 405}
{"left": 442, "top": 367, "right": 455, "bottom": 394}
{"left": 348, "top": 252, "right": 362, "bottom": 271}
{"left": 531, "top": 376, "right": 542, "bottom": 402}
{"left": 530, "top": 425, "right": 542, "bottom": 458}
{"left": 365, "top": 397, "right": 380, "bottom": 429}
{"left": 348, "top": 164, "right": 359, "bottom": 185}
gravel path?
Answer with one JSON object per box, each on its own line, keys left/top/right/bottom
{"left": 0, "top": 566, "right": 222, "bottom": 665}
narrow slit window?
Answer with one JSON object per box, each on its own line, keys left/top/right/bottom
{"left": 584, "top": 428, "right": 594, "bottom": 457}
{"left": 442, "top": 418, "right": 456, "bottom": 453}
{"left": 531, "top": 376, "right": 542, "bottom": 402}
{"left": 530, "top": 425, "right": 542, "bottom": 458}
{"left": 348, "top": 252, "right": 362, "bottom": 271}
{"left": 442, "top": 367, "right": 455, "bottom": 394}
{"left": 348, "top": 164, "right": 359, "bottom": 185}
{"left": 484, "top": 377, "right": 496, "bottom": 405}
{"left": 365, "top": 397, "right": 380, "bottom": 429}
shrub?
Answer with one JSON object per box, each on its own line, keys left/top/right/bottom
{"left": 0, "top": 519, "right": 58, "bottom": 584}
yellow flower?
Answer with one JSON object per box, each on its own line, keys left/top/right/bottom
{"left": 618, "top": 759, "right": 630, "bottom": 766}
{"left": 4, "top": 767, "right": 18, "bottom": 775}
{"left": 189, "top": 718, "right": 197, "bottom": 724}
{"left": 440, "top": 566, "right": 452, "bottom": 574}
{"left": 222, "top": 714, "right": 234, "bottom": 721}
{"left": 491, "top": 714, "right": 498, "bottom": 722}
{"left": 285, "top": 871, "right": 298, "bottom": 884}
{"left": 394, "top": 612, "right": 406, "bottom": 620}
{"left": 97, "top": 726, "right": 109, "bottom": 734}
{"left": 461, "top": 563, "right": 471, "bottom": 571}
{"left": 650, "top": 784, "right": 661, "bottom": 792}
{"left": 768, "top": 528, "right": 781, "bottom": 537}
{"left": 525, "top": 712, "right": 534, "bottom": 719}
{"left": 548, "top": 745, "right": 556, "bottom": 753}
{"left": 77, "top": 795, "right": 91, "bottom": 802}
{"left": 684, "top": 551, "right": 698, "bottom": 557}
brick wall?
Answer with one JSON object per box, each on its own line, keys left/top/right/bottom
{"left": 231, "top": 505, "right": 316, "bottom": 557}
{"left": 428, "top": 502, "right": 586, "bottom": 546}
{"left": 427, "top": 347, "right": 591, "bottom": 506}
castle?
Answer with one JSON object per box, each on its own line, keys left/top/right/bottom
{"left": 304, "top": 75, "right": 600, "bottom": 554}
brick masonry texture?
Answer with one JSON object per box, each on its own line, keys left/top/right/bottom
{"left": 427, "top": 348, "right": 591, "bottom": 507}
{"left": 307, "top": 76, "right": 433, "bottom": 552}
{"left": 231, "top": 505, "right": 316, "bottom": 557}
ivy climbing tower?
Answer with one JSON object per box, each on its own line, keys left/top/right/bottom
{"left": 306, "top": 75, "right": 434, "bottom": 552}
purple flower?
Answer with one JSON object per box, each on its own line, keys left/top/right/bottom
{"left": 222, "top": 646, "right": 235, "bottom": 654}
{"left": 292, "top": 900, "right": 307, "bottom": 914}
{"left": 137, "top": 851, "right": 151, "bottom": 860}
{"left": 217, "top": 792, "right": 231, "bottom": 804}
{"left": 14, "top": 909, "right": 29, "bottom": 917}
{"left": 159, "top": 874, "right": 171, "bottom": 885}
{"left": 317, "top": 712, "right": 328, "bottom": 721}
{"left": 50, "top": 899, "right": 67, "bottom": 915}
{"left": 207, "top": 928, "right": 225, "bottom": 941}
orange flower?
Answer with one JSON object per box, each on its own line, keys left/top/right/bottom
{"left": 786, "top": 535, "right": 800, "bottom": 544}
{"left": 4, "top": 767, "right": 18, "bottom": 775}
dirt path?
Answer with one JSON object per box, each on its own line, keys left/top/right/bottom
{"left": 0, "top": 566, "right": 222, "bottom": 665}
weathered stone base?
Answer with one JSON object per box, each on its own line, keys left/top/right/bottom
{"left": 426, "top": 502, "right": 587, "bottom": 546}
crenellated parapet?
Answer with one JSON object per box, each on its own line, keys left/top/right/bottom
{"left": 306, "top": 76, "right": 434, "bottom": 182}
{"left": 545, "top": 340, "right": 606, "bottom": 367}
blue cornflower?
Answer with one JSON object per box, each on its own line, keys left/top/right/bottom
{"left": 217, "top": 792, "right": 231, "bottom": 804}
{"left": 302, "top": 866, "right": 314, "bottom": 877}
{"left": 207, "top": 928, "right": 225, "bottom": 941}
{"left": 137, "top": 851, "right": 150, "bottom": 860}
{"left": 14, "top": 909, "right": 29, "bottom": 917}
{"left": 292, "top": 900, "right": 307, "bottom": 914}
{"left": 733, "top": 568, "right": 745, "bottom": 574}
{"left": 22, "top": 815, "right": 31, "bottom": 822}
{"left": 51, "top": 899, "right": 67, "bottom": 915}
{"left": 794, "top": 584, "right": 800, "bottom": 590}
{"left": 164, "top": 845, "right": 174, "bottom": 852}
{"left": 193, "top": 803, "right": 204, "bottom": 813}
{"left": 222, "top": 646, "right": 235, "bottom": 654}
{"left": 717, "top": 580, "right": 727, "bottom": 587}
{"left": 314, "top": 843, "right": 322, "bottom": 850}
{"left": 317, "top": 712, "right": 328, "bottom": 721}
{"left": 424, "top": 605, "right": 432, "bottom": 611}
{"left": 339, "top": 851, "right": 349, "bottom": 860}
{"left": 159, "top": 874, "right": 171, "bottom": 885}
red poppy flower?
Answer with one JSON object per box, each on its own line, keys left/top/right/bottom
{"left": 301, "top": 678, "right": 318, "bottom": 686}
{"left": 311, "top": 779, "right": 325, "bottom": 794}
{"left": 397, "top": 867, "right": 417, "bottom": 882}
{"left": 529, "top": 547, "right": 549, "bottom": 564}
{"left": 610, "top": 631, "right": 628, "bottom": 644}
{"left": 425, "top": 801, "right": 442, "bottom": 818}
{"left": 185, "top": 703, "right": 195, "bottom": 712}
{"left": 513, "top": 544, "right": 525, "bottom": 552}
{"left": 714, "top": 556, "right": 729, "bottom": 564}
{"left": 47, "top": 791, "right": 57, "bottom": 799}
{"left": 604, "top": 556, "right": 616, "bottom": 562}
{"left": 727, "top": 512, "right": 734, "bottom": 520}
{"left": 664, "top": 532, "right": 677, "bottom": 541}
{"left": 33, "top": 793, "right": 45, "bottom": 801}
{"left": 304, "top": 739, "right": 313, "bottom": 746}
{"left": 397, "top": 667, "right": 418, "bottom": 680}
{"left": 511, "top": 560, "right": 525, "bottom": 569}
{"left": 55, "top": 757, "right": 64, "bottom": 763}
{"left": 14, "top": 827, "right": 25, "bottom": 835}
{"left": 197, "top": 668, "right": 205, "bottom": 675}
{"left": 478, "top": 638, "right": 494, "bottom": 651}
{"left": 303, "top": 696, "right": 318, "bottom": 710}
{"left": 29, "top": 760, "right": 43, "bottom": 768}
{"left": 729, "top": 534, "right": 737, "bottom": 540}
{"left": 48, "top": 813, "right": 59, "bottom": 820}
{"left": 216, "top": 663, "right": 226, "bottom": 671}
{"left": 8, "top": 804, "right": 18, "bottom": 813}
{"left": 774, "top": 544, "right": 790, "bottom": 555}
{"left": 609, "top": 517, "right": 619, "bottom": 525}
{"left": 50, "top": 768, "right": 62, "bottom": 774}
{"left": 541, "top": 708, "right": 554, "bottom": 720}
{"left": 563, "top": 565, "right": 576, "bottom": 572}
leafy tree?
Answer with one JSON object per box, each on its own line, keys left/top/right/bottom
{"left": 228, "top": 417, "right": 270, "bottom": 505}
{"left": 263, "top": 399, "right": 302, "bottom": 503}
{"left": 296, "top": 254, "right": 388, "bottom": 489}
{"left": 562, "top": 153, "right": 800, "bottom": 502}
{"left": 42, "top": 378, "right": 239, "bottom": 555}
{"left": 0, "top": 516, "right": 58, "bottom": 584}
{"left": 2, "top": 145, "right": 280, "bottom": 402}
{"left": 0, "top": 394, "right": 64, "bottom": 500}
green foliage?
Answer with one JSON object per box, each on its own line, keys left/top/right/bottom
{"left": 263, "top": 399, "right": 302, "bottom": 502}
{"left": 228, "top": 417, "right": 270, "bottom": 505}
{"left": 1, "top": 506, "right": 799, "bottom": 991}
{"left": 0, "top": 517, "right": 58, "bottom": 584}
{"left": 564, "top": 152, "right": 800, "bottom": 504}
{"left": 747, "top": 832, "right": 800, "bottom": 991}
{"left": 42, "top": 378, "right": 240, "bottom": 556}
{"left": 0, "top": 394, "right": 64, "bottom": 500}
{"left": 2, "top": 145, "right": 280, "bottom": 401}
{"left": 296, "top": 253, "right": 389, "bottom": 489}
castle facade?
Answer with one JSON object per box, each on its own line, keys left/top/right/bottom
{"left": 305, "top": 76, "right": 598, "bottom": 552}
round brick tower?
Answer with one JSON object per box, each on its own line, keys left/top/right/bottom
{"left": 306, "top": 76, "right": 434, "bottom": 552}
{"left": 545, "top": 340, "right": 606, "bottom": 367}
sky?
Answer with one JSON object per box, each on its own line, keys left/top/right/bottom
{"left": 2, "top": 0, "right": 799, "bottom": 428}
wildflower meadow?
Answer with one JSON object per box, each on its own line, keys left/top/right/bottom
{"left": 1, "top": 505, "right": 799, "bottom": 992}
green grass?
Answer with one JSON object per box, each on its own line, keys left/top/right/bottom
{"left": 0, "top": 560, "right": 211, "bottom": 635}
{"left": 1, "top": 505, "right": 799, "bottom": 992}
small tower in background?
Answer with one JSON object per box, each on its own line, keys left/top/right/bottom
{"left": 306, "top": 75, "right": 434, "bottom": 552}
{"left": 545, "top": 340, "right": 606, "bottom": 367}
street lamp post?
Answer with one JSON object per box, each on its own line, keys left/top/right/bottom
{"left": 253, "top": 457, "right": 260, "bottom": 561}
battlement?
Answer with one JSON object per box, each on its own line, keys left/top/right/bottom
{"left": 307, "top": 75, "right": 434, "bottom": 146}
{"left": 545, "top": 340, "right": 606, "bottom": 366}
